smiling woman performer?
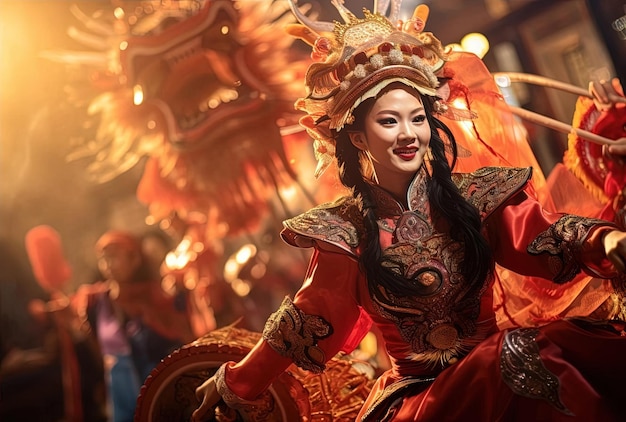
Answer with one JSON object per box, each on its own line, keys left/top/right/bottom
{"left": 193, "top": 2, "right": 626, "bottom": 421}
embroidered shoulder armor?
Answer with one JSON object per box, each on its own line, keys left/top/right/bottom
{"left": 453, "top": 166, "right": 533, "bottom": 221}
{"left": 280, "top": 196, "right": 364, "bottom": 256}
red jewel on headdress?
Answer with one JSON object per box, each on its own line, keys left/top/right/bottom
{"left": 412, "top": 18, "right": 425, "bottom": 32}
{"left": 401, "top": 17, "right": 425, "bottom": 34}
{"left": 312, "top": 37, "right": 331, "bottom": 62}
{"left": 379, "top": 42, "right": 393, "bottom": 53}
{"left": 335, "top": 63, "right": 349, "bottom": 81}
{"left": 400, "top": 44, "right": 411, "bottom": 53}
{"left": 314, "top": 37, "right": 331, "bottom": 54}
{"left": 353, "top": 51, "right": 368, "bottom": 65}
{"left": 311, "top": 51, "right": 324, "bottom": 62}
{"left": 412, "top": 46, "right": 424, "bottom": 57}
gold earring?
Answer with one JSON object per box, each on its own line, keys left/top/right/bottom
{"left": 365, "top": 151, "right": 379, "bottom": 184}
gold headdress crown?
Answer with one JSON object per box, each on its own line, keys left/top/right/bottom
{"left": 287, "top": 0, "right": 447, "bottom": 177}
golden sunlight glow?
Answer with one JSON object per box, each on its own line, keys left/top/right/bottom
{"left": 460, "top": 33, "right": 490, "bottom": 59}
{"left": 133, "top": 84, "right": 144, "bottom": 105}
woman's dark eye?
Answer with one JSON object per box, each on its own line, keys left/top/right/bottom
{"left": 414, "top": 115, "right": 426, "bottom": 123}
{"left": 379, "top": 118, "right": 397, "bottom": 125}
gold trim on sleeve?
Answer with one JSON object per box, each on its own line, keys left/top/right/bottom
{"left": 263, "top": 296, "right": 333, "bottom": 373}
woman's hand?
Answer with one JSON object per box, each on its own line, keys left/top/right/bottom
{"left": 191, "top": 376, "right": 222, "bottom": 422}
{"left": 603, "top": 230, "right": 626, "bottom": 273}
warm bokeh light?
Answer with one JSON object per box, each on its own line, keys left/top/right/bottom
{"left": 223, "top": 258, "right": 239, "bottom": 281}
{"left": 358, "top": 332, "right": 379, "bottom": 359}
{"left": 250, "top": 262, "right": 267, "bottom": 279}
{"left": 451, "top": 98, "right": 469, "bottom": 110}
{"left": 445, "top": 43, "right": 464, "bottom": 52}
{"left": 161, "top": 274, "right": 177, "bottom": 296}
{"left": 235, "top": 243, "right": 256, "bottom": 264}
{"left": 279, "top": 185, "right": 297, "bottom": 202}
{"left": 451, "top": 98, "right": 475, "bottom": 135}
{"left": 231, "top": 278, "right": 251, "bottom": 297}
{"left": 460, "top": 32, "right": 490, "bottom": 58}
{"left": 183, "top": 268, "right": 198, "bottom": 290}
{"left": 113, "top": 7, "right": 125, "bottom": 20}
{"left": 133, "top": 84, "right": 144, "bottom": 105}
{"left": 165, "top": 237, "right": 194, "bottom": 270}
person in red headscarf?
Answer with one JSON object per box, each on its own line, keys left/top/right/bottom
{"left": 73, "top": 230, "right": 196, "bottom": 422}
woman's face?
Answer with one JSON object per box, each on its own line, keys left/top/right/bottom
{"left": 349, "top": 86, "right": 431, "bottom": 194}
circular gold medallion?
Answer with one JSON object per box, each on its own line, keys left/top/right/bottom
{"left": 427, "top": 324, "right": 458, "bottom": 350}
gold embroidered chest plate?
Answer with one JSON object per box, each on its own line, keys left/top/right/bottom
{"left": 371, "top": 170, "right": 482, "bottom": 367}
{"left": 282, "top": 167, "right": 531, "bottom": 367}
{"left": 372, "top": 168, "right": 531, "bottom": 367}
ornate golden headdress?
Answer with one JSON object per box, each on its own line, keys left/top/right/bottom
{"left": 287, "top": 0, "right": 447, "bottom": 177}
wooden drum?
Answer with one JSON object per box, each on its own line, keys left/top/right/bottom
{"left": 134, "top": 326, "right": 374, "bottom": 421}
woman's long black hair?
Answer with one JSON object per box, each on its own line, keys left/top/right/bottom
{"left": 334, "top": 90, "right": 494, "bottom": 303}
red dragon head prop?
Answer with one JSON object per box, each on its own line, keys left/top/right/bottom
{"left": 565, "top": 96, "right": 626, "bottom": 202}
{"left": 44, "top": 0, "right": 312, "bottom": 244}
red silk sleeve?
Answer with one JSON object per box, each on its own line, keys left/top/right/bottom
{"left": 224, "top": 248, "right": 367, "bottom": 401}
{"left": 293, "top": 248, "right": 369, "bottom": 354}
{"left": 486, "top": 191, "right": 619, "bottom": 281}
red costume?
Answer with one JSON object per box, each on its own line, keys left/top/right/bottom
{"left": 215, "top": 166, "right": 626, "bottom": 421}
{"left": 190, "top": 2, "right": 626, "bottom": 421}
